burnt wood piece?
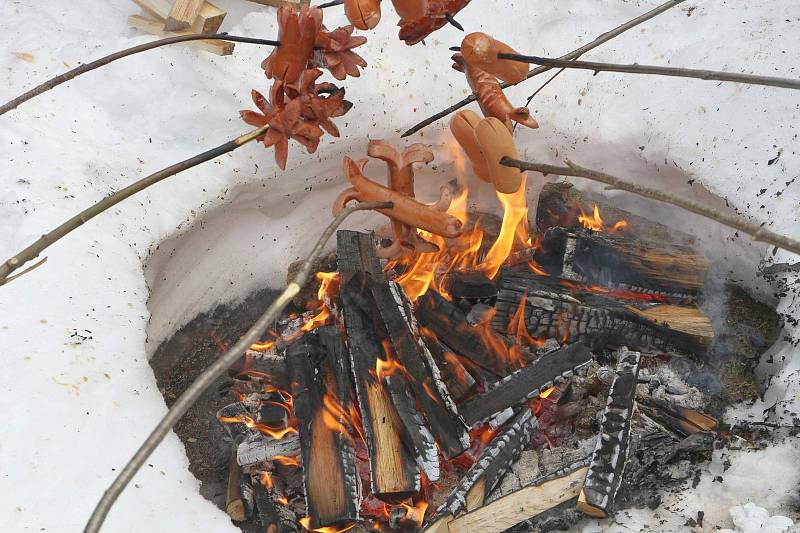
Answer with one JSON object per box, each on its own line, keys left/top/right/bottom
{"left": 217, "top": 402, "right": 257, "bottom": 444}
{"left": 636, "top": 395, "right": 718, "bottom": 438}
{"left": 258, "top": 397, "right": 290, "bottom": 428}
{"left": 426, "top": 409, "right": 539, "bottom": 530}
{"left": 442, "top": 269, "right": 498, "bottom": 300}
{"left": 416, "top": 290, "right": 510, "bottom": 376}
{"left": 286, "top": 331, "right": 360, "bottom": 529}
{"left": 460, "top": 343, "right": 594, "bottom": 426}
{"left": 494, "top": 271, "right": 713, "bottom": 356}
{"left": 535, "top": 181, "right": 696, "bottom": 247}
{"left": 226, "top": 445, "right": 246, "bottom": 521}
{"left": 337, "top": 230, "right": 420, "bottom": 501}
{"left": 237, "top": 433, "right": 301, "bottom": 466}
{"left": 228, "top": 348, "right": 289, "bottom": 388}
{"left": 253, "top": 478, "right": 298, "bottom": 533}
{"left": 534, "top": 227, "right": 707, "bottom": 296}
{"left": 419, "top": 327, "right": 477, "bottom": 401}
{"left": 579, "top": 349, "right": 641, "bottom": 518}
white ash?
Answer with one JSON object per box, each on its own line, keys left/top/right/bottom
{"left": 638, "top": 364, "right": 705, "bottom": 409}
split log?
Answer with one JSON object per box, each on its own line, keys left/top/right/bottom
{"left": 426, "top": 409, "right": 539, "bottom": 532}
{"left": 419, "top": 327, "right": 477, "bottom": 401}
{"left": 494, "top": 271, "right": 714, "bottom": 356}
{"left": 226, "top": 445, "right": 246, "bottom": 521}
{"left": 578, "top": 349, "right": 641, "bottom": 518}
{"left": 127, "top": 15, "right": 234, "bottom": 55}
{"left": 534, "top": 227, "right": 707, "bottom": 296}
{"left": 441, "top": 463, "right": 589, "bottom": 533}
{"left": 132, "top": 0, "right": 226, "bottom": 33}
{"left": 442, "top": 269, "right": 498, "bottom": 300}
{"left": 165, "top": 0, "right": 205, "bottom": 32}
{"left": 636, "top": 396, "right": 717, "bottom": 438}
{"left": 228, "top": 349, "right": 288, "bottom": 388}
{"left": 460, "top": 343, "right": 594, "bottom": 426}
{"left": 286, "top": 331, "right": 360, "bottom": 529}
{"left": 416, "top": 290, "right": 510, "bottom": 376}
{"left": 253, "top": 477, "right": 298, "bottom": 533}
{"left": 237, "top": 433, "right": 301, "bottom": 466}
{"left": 337, "top": 230, "right": 420, "bottom": 501}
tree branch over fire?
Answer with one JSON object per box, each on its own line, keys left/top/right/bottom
{"left": 82, "top": 199, "right": 391, "bottom": 533}
{"left": 400, "top": 0, "right": 687, "bottom": 137}
{"left": 501, "top": 157, "right": 800, "bottom": 256}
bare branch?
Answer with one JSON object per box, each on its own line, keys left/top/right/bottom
{"left": 400, "top": 0, "right": 686, "bottom": 137}
{"left": 497, "top": 55, "right": 800, "bottom": 90}
{"left": 501, "top": 157, "right": 800, "bottom": 256}
{"left": 0, "top": 34, "right": 280, "bottom": 116}
{"left": 0, "top": 125, "right": 269, "bottom": 286}
{"left": 82, "top": 200, "right": 391, "bottom": 533}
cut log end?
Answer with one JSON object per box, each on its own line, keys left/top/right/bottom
{"left": 577, "top": 490, "right": 607, "bottom": 518}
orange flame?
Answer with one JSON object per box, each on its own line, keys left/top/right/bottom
{"left": 400, "top": 499, "right": 429, "bottom": 528}
{"left": 375, "top": 340, "right": 406, "bottom": 381}
{"left": 507, "top": 289, "right": 545, "bottom": 353}
{"left": 218, "top": 413, "right": 297, "bottom": 440}
{"left": 478, "top": 174, "right": 530, "bottom": 279}
{"left": 260, "top": 471, "right": 273, "bottom": 489}
{"left": 539, "top": 386, "right": 556, "bottom": 399}
{"left": 273, "top": 455, "right": 300, "bottom": 467}
{"left": 578, "top": 204, "right": 627, "bottom": 233}
{"left": 298, "top": 517, "right": 357, "bottom": 533}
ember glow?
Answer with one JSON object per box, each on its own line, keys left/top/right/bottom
{"left": 299, "top": 517, "right": 358, "bottom": 533}
{"left": 218, "top": 413, "right": 298, "bottom": 439}
{"left": 578, "top": 204, "right": 628, "bottom": 233}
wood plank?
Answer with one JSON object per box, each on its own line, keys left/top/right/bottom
{"left": 132, "top": 0, "right": 225, "bottom": 33}
{"left": 131, "top": 0, "right": 173, "bottom": 21}
{"left": 165, "top": 0, "right": 206, "bottom": 31}
{"left": 445, "top": 467, "right": 588, "bottom": 533}
{"left": 127, "top": 15, "right": 234, "bottom": 55}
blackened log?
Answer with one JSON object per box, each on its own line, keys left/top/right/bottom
{"left": 228, "top": 348, "right": 288, "bottom": 388}
{"left": 337, "top": 230, "right": 420, "bottom": 500}
{"left": 442, "top": 269, "right": 498, "bottom": 300}
{"left": 217, "top": 402, "right": 257, "bottom": 444}
{"left": 534, "top": 227, "right": 707, "bottom": 296}
{"left": 226, "top": 445, "right": 246, "bottom": 521}
{"left": 416, "top": 290, "right": 510, "bottom": 376}
{"left": 253, "top": 478, "right": 298, "bottom": 533}
{"left": 460, "top": 344, "right": 594, "bottom": 426}
{"left": 494, "top": 271, "right": 713, "bottom": 356}
{"left": 578, "top": 349, "right": 641, "bottom": 518}
{"left": 258, "top": 395, "right": 290, "bottom": 428}
{"left": 636, "top": 395, "right": 718, "bottom": 438}
{"left": 286, "top": 331, "right": 360, "bottom": 528}
{"left": 419, "top": 327, "right": 477, "bottom": 401}
{"left": 237, "top": 433, "right": 301, "bottom": 467}
{"left": 427, "top": 408, "right": 539, "bottom": 531}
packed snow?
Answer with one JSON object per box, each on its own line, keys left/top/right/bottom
{"left": 1, "top": 0, "right": 798, "bottom": 532}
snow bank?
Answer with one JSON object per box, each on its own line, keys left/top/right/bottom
{"left": 1, "top": 0, "right": 798, "bottom": 531}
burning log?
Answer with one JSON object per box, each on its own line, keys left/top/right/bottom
{"left": 337, "top": 230, "right": 420, "bottom": 500}
{"left": 637, "top": 395, "right": 718, "bottom": 438}
{"left": 419, "top": 327, "right": 476, "bottom": 401}
{"left": 217, "top": 402, "right": 258, "bottom": 444}
{"left": 578, "top": 349, "right": 641, "bottom": 519}
{"left": 237, "top": 433, "right": 301, "bottom": 467}
{"left": 226, "top": 446, "right": 247, "bottom": 521}
{"left": 494, "top": 271, "right": 714, "bottom": 356}
{"left": 442, "top": 461, "right": 590, "bottom": 533}
{"left": 534, "top": 227, "right": 708, "bottom": 296}
{"left": 460, "top": 343, "right": 594, "bottom": 426}
{"left": 425, "top": 409, "right": 539, "bottom": 532}
{"left": 286, "top": 330, "right": 360, "bottom": 529}
{"left": 416, "top": 290, "right": 510, "bottom": 376}
{"left": 253, "top": 475, "right": 298, "bottom": 533}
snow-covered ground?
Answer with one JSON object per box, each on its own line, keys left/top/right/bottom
{"left": 1, "top": 0, "right": 798, "bottom": 531}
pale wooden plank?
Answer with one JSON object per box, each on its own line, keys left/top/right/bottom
{"left": 193, "top": 2, "right": 226, "bottom": 34}
{"left": 127, "top": 15, "right": 234, "bottom": 56}
{"left": 131, "top": 0, "right": 173, "bottom": 21}
{"left": 165, "top": 0, "right": 205, "bottom": 31}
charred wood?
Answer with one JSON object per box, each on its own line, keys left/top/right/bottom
{"left": 217, "top": 402, "right": 258, "bottom": 444}
{"left": 460, "top": 343, "right": 594, "bottom": 426}
{"left": 637, "top": 395, "right": 717, "bottom": 438}
{"left": 253, "top": 477, "right": 298, "bottom": 533}
{"left": 578, "top": 349, "right": 641, "bottom": 518}
{"left": 419, "top": 327, "right": 477, "bottom": 401}
{"left": 237, "top": 433, "right": 301, "bottom": 467}
{"left": 226, "top": 445, "right": 247, "bottom": 521}
{"left": 442, "top": 269, "right": 498, "bottom": 300}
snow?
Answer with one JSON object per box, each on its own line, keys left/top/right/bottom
{"left": 1, "top": 0, "right": 799, "bottom": 532}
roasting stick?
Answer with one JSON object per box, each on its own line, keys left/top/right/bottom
{"left": 497, "top": 55, "right": 800, "bottom": 91}
{"left": 83, "top": 200, "right": 392, "bottom": 533}
{"left": 401, "top": 0, "right": 687, "bottom": 137}
{"left": 500, "top": 158, "right": 800, "bottom": 256}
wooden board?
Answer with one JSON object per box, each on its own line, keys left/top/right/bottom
{"left": 127, "top": 15, "right": 234, "bottom": 55}
{"left": 132, "top": 0, "right": 226, "bottom": 33}
{"left": 165, "top": 0, "right": 206, "bottom": 31}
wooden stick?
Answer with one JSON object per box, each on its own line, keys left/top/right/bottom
{"left": 165, "top": 0, "right": 206, "bottom": 31}
{"left": 498, "top": 54, "right": 800, "bottom": 90}
{"left": 400, "top": 0, "right": 686, "bottom": 137}
{"left": 0, "top": 125, "right": 268, "bottom": 286}
{"left": 501, "top": 158, "right": 800, "bottom": 256}
{"left": 0, "top": 35, "right": 279, "bottom": 116}
{"left": 82, "top": 200, "right": 391, "bottom": 533}
{"left": 225, "top": 446, "right": 246, "bottom": 521}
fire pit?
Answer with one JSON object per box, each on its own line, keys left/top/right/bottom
{"left": 147, "top": 156, "right": 782, "bottom": 533}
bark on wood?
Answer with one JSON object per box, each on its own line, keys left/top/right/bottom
{"left": 286, "top": 331, "right": 359, "bottom": 528}
{"left": 579, "top": 349, "right": 641, "bottom": 518}
{"left": 165, "top": 0, "right": 205, "bottom": 31}
{"left": 127, "top": 15, "right": 234, "bottom": 55}
{"left": 460, "top": 343, "right": 594, "bottom": 426}
{"left": 336, "top": 230, "right": 420, "bottom": 501}
{"left": 416, "top": 290, "right": 510, "bottom": 376}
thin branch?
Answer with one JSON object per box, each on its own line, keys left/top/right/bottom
{"left": 400, "top": 0, "right": 686, "bottom": 137}
{"left": 0, "top": 34, "right": 280, "bottom": 116}
{"left": 83, "top": 200, "right": 391, "bottom": 533}
{"left": 316, "top": 0, "right": 344, "bottom": 7}
{"left": 500, "top": 157, "right": 800, "bottom": 256}
{"left": 497, "top": 55, "right": 800, "bottom": 90}
{"left": 1, "top": 257, "right": 48, "bottom": 284}
{"left": 0, "top": 125, "right": 269, "bottom": 286}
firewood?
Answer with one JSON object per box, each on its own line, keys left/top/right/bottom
{"left": 286, "top": 331, "right": 359, "bottom": 528}
{"left": 237, "top": 433, "right": 301, "bottom": 466}
{"left": 131, "top": 0, "right": 225, "bottom": 33}
{"left": 165, "top": 0, "right": 205, "bottom": 32}
{"left": 460, "top": 343, "right": 594, "bottom": 426}
{"left": 636, "top": 395, "right": 717, "bottom": 438}
{"left": 253, "top": 477, "right": 298, "bottom": 533}
{"left": 337, "top": 230, "right": 420, "bottom": 500}
{"left": 127, "top": 15, "right": 234, "bottom": 55}
{"left": 226, "top": 445, "right": 246, "bottom": 521}
{"left": 426, "top": 409, "right": 539, "bottom": 531}
{"left": 578, "top": 349, "right": 641, "bottom": 518}
{"left": 419, "top": 327, "right": 476, "bottom": 401}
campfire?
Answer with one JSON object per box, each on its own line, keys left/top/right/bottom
{"left": 172, "top": 141, "right": 785, "bottom": 533}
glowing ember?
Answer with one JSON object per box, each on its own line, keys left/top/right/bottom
{"left": 218, "top": 413, "right": 297, "bottom": 440}
{"left": 298, "top": 517, "right": 357, "bottom": 533}
{"left": 578, "top": 204, "right": 627, "bottom": 233}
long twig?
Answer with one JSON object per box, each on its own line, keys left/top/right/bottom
{"left": 501, "top": 157, "right": 800, "bottom": 256}
{"left": 0, "top": 34, "right": 280, "bottom": 116}
{"left": 497, "top": 55, "right": 800, "bottom": 90}
{"left": 83, "top": 200, "right": 390, "bottom": 533}
{"left": 400, "top": 0, "right": 686, "bottom": 137}
{"left": 0, "top": 125, "right": 269, "bottom": 286}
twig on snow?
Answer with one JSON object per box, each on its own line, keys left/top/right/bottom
{"left": 500, "top": 157, "right": 800, "bottom": 256}
{"left": 400, "top": 0, "right": 686, "bottom": 137}
{"left": 82, "top": 199, "right": 391, "bottom": 533}
{"left": 0, "top": 125, "right": 270, "bottom": 286}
